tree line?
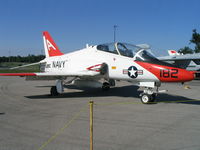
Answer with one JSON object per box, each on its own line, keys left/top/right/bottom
{"left": 178, "top": 29, "right": 200, "bottom": 54}
{"left": 0, "top": 55, "right": 45, "bottom": 63}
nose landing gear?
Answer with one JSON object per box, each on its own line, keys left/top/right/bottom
{"left": 140, "top": 92, "right": 156, "bottom": 104}
{"left": 139, "top": 87, "right": 157, "bottom": 104}
{"left": 139, "top": 82, "right": 161, "bottom": 104}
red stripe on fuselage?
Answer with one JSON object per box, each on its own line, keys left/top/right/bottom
{"left": 135, "top": 61, "right": 194, "bottom": 82}
{"left": 87, "top": 64, "right": 102, "bottom": 72}
{"left": 0, "top": 73, "right": 37, "bottom": 76}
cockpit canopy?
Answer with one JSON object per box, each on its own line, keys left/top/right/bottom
{"left": 96, "top": 42, "right": 153, "bottom": 58}
{"left": 96, "top": 42, "right": 180, "bottom": 68}
{"left": 97, "top": 42, "right": 139, "bottom": 58}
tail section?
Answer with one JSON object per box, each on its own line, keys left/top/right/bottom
{"left": 168, "top": 50, "right": 180, "bottom": 56}
{"left": 43, "top": 31, "right": 64, "bottom": 57}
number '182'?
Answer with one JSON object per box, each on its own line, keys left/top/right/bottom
{"left": 160, "top": 69, "right": 178, "bottom": 78}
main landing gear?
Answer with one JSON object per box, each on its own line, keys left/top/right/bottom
{"left": 102, "top": 82, "right": 110, "bottom": 91}
{"left": 50, "top": 86, "right": 59, "bottom": 96}
{"left": 101, "top": 79, "right": 115, "bottom": 91}
{"left": 50, "top": 80, "right": 64, "bottom": 96}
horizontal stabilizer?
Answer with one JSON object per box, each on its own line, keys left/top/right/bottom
{"left": 168, "top": 50, "right": 180, "bottom": 56}
{"left": 10, "top": 62, "right": 41, "bottom": 70}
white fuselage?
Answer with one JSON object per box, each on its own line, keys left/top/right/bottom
{"left": 42, "top": 46, "right": 159, "bottom": 82}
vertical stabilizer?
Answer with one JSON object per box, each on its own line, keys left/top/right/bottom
{"left": 43, "top": 31, "right": 64, "bottom": 57}
{"left": 168, "top": 50, "right": 180, "bottom": 56}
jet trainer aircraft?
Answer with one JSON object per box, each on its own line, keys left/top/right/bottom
{"left": 0, "top": 32, "right": 196, "bottom": 104}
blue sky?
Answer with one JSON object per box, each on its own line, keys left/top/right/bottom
{"left": 0, "top": 0, "right": 199, "bottom": 56}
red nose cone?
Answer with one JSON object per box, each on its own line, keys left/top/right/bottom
{"left": 135, "top": 61, "right": 195, "bottom": 82}
{"left": 180, "top": 70, "right": 195, "bottom": 82}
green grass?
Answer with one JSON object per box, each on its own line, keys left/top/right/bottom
{"left": 0, "top": 69, "right": 39, "bottom": 73}
{"left": 0, "top": 62, "right": 26, "bottom": 68}
{"left": 0, "top": 62, "right": 40, "bottom": 73}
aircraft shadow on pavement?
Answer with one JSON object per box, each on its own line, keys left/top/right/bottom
{"left": 25, "top": 85, "right": 200, "bottom": 105}
{"left": 0, "top": 112, "right": 5, "bottom": 115}
{"left": 26, "top": 85, "right": 139, "bottom": 99}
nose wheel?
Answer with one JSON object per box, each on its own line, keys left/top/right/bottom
{"left": 139, "top": 86, "right": 157, "bottom": 104}
{"left": 140, "top": 93, "right": 156, "bottom": 104}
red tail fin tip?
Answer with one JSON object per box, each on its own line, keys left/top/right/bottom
{"left": 43, "top": 31, "right": 64, "bottom": 57}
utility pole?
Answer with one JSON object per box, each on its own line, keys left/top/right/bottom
{"left": 9, "top": 50, "right": 11, "bottom": 62}
{"left": 114, "top": 25, "right": 118, "bottom": 43}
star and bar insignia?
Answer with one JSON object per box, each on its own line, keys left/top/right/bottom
{"left": 123, "top": 66, "right": 143, "bottom": 78}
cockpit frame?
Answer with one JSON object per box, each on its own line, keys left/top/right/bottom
{"left": 96, "top": 42, "right": 173, "bottom": 66}
{"left": 96, "top": 42, "right": 141, "bottom": 58}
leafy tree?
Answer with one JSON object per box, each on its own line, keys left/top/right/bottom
{"left": 190, "top": 29, "right": 200, "bottom": 53}
{"left": 0, "top": 55, "right": 45, "bottom": 63}
{"left": 178, "top": 46, "right": 193, "bottom": 54}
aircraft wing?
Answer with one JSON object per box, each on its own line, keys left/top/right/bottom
{"left": 0, "top": 71, "right": 101, "bottom": 77}
{"left": 158, "top": 53, "right": 200, "bottom": 69}
{"left": 158, "top": 54, "right": 200, "bottom": 61}
{"left": 0, "top": 62, "right": 108, "bottom": 80}
{"left": 0, "top": 71, "right": 103, "bottom": 81}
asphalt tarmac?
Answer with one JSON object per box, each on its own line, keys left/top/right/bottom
{"left": 0, "top": 77, "right": 200, "bottom": 150}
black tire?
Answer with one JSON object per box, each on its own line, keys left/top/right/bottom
{"left": 140, "top": 93, "right": 152, "bottom": 104}
{"left": 50, "top": 86, "right": 59, "bottom": 96}
{"left": 151, "top": 94, "right": 156, "bottom": 102}
{"left": 109, "top": 79, "right": 115, "bottom": 86}
{"left": 102, "top": 82, "right": 110, "bottom": 91}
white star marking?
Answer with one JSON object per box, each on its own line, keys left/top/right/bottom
{"left": 128, "top": 67, "right": 137, "bottom": 77}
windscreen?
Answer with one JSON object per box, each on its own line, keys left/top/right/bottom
{"left": 135, "top": 50, "right": 180, "bottom": 68}
{"left": 117, "top": 43, "right": 137, "bottom": 58}
{"left": 135, "top": 50, "right": 158, "bottom": 62}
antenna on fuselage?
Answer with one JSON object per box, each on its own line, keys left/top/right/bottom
{"left": 113, "top": 25, "right": 118, "bottom": 43}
